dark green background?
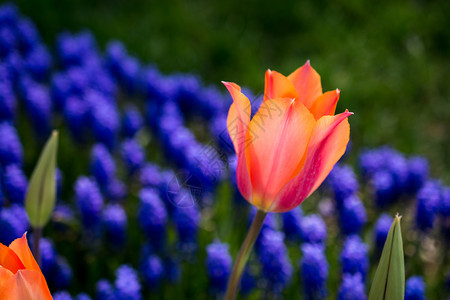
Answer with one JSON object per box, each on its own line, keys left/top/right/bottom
{"left": 12, "top": 0, "right": 450, "bottom": 178}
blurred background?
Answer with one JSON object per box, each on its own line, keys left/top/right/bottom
{"left": 1, "top": 0, "right": 449, "bottom": 299}
{"left": 14, "top": 0, "right": 450, "bottom": 181}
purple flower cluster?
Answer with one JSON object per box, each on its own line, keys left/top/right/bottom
{"left": 0, "top": 122, "right": 23, "bottom": 166}
{"left": 122, "top": 105, "right": 144, "bottom": 138}
{"left": 405, "top": 276, "right": 427, "bottom": 300}
{"left": 51, "top": 31, "right": 119, "bottom": 148}
{"left": 96, "top": 265, "right": 142, "bottom": 300}
{"left": 300, "top": 243, "right": 328, "bottom": 299}
{"left": 0, "top": 204, "right": 29, "bottom": 244}
{"left": 90, "top": 144, "right": 117, "bottom": 188}
{"left": 415, "top": 180, "right": 441, "bottom": 231}
{"left": 300, "top": 214, "right": 327, "bottom": 245}
{"left": 3, "top": 163, "right": 28, "bottom": 204}
{"left": 205, "top": 240, "right": 233, "bottom": 294}
{"left": 140, "top": 253, "right": 165, "bottom": 290}
{"left": 149, "top": 99, "right": 225, "bottom": 194}
{"left": 257, "top": 229, "right": 293, "bottom": 293}
{"left": 174, "top": 204, "right": 201, "bottom": 253}
{"left": 102, "top": 203, "right": 128, "bottom": 245}
{"left": 120, "top": 138, "right": 145, "bottom": 175}
{"left": 338, "top": 273, "right": 367, "bottom": 300}
{"left": 105, "top": 40, "right": 141, "bottom": 94}
{"left": 0, "top": 3, "right": 50, "bottom": 84}
{"left": 359, "top": 146, "right": 429, "bottom": 207}
{"left": 138, "top": 188, "right": 168, "bottom": 250}
{"left": 282, "top": 206, "right": 303, "bottom": 241}
{"left": 32, "top": 237, "right": 73, "bottom": 291}
{"left": 74, "top": 176, "right": 104, "bottom": 229}
{"left": 327, "top": 164, "right": 367, "bottom": 235}
{"left": 373, "top": 213, "right": 394, "bottom": 250}
{"left": 340, "top": 235, "right": 369, "bottom": 279}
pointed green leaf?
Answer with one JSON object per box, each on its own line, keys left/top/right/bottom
{"left": 25, "top": 131, "right": 59, "bottom": 228}
{"left": 368, "top": 214, "right": 405, "bottom": 300}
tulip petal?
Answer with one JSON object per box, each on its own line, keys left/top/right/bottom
{"left": 0, "top": 266, "right": 13, "bottom": 289}
{"left": 245, "top": 98, "right": 315, "bottom": 209}
{"left": 263, "top": 69, "right": 299, "bottom": 102}
{"left": 0, "top": 270, "right": 52, "bottom": 300}
{"left": 9, "top": 233, "right": 41, "bottom": 272}
{"left": 0, "top": 244, "right": 25, "bottom": 274}
{"left": 271, "top": 110, "right": 352, "bottom": 212}
{"left": 308, "top": 89, "right": 340, "bottom": 120}
{"left": 288, "top": 60, "right": 322, "bottom": 109}
{"left": 223, "top": 81, "right": 253, "bottom": 201}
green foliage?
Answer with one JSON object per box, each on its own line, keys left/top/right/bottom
{"left": 369, "top": 214, "right": 405, "bottom": 300}
{"left": 14, "top": 0, "right": 450, "bottom": 181}
{"left": 26, "top": 131, "right": 59, "bottom": 228}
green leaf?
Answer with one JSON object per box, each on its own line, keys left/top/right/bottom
{"left": 368, "top": 214, "right": 405, "bottom": 300}
{"left": 25, "top": 131, "right": 59, "bottom": 228}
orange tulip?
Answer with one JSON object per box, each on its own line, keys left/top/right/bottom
{"left": 224, "top": 60, "right": 352, "bottom": 212}
{"left": 0, "top": 233, "right": 53, "bottom": 300}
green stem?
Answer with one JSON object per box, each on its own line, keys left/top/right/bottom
{"left": 225, "top": 209, "right": 267, "bottom": 300}
{"left": 33, "top": 227, "right": 42, "bottom": 267}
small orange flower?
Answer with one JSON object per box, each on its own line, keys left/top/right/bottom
{"left": 224, "top": 60, "right": 352, "bottom": 212}
{"left": 0, "top": 233, "right": 53, "bottom": 300}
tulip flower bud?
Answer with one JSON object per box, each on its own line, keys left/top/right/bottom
{"left": 368, "top": 214, "right": 404, "bottom": 300}
{"left": 25, "top": 130, "right": 58, "bottom": 228}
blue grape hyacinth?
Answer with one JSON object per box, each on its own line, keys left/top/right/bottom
{"left": 50, "top": 256, "right": 73, "bottom": 290}
{"left": 282, "top": 206, "right": 303, "bottom": 241}
{"left": 174, "top": 204, "right": 201, "bottom": 253}
{"left": 25, "top": 83, "right": 52, "bottom": 136}
{"left": 339, "top": 195, "right": 367, "bottom": 235}
{"left": 102, "top": 204, "right": 127, "bottom": 245}
{"left": 0, "top": 121, "right": 23, "bottom": 166}
{"left": 139, "top": 163, "right": 162, "bottom": 188}
{"left": 138, "top": 188, "right": 168, "bottom": 249}
{"left": 300, "top": 243, "right": 329, "bottom": 299}
{"left": 90, "top": 143, "right": 116, "bottom": 188}
{"left": 120, "top": 138, "right": 145, "bottom": 174}
{"left": 406, "top": 156, "right": 429, "bottom": 194}
{"left": 23, "top": 44, "right": 52, "bottom": 81}
{"left": 341, "top": 235, "right": 369, "bottom": 279}
{"left": 122, "top": 105, "right": 144, "bottom": 138}
{"left": 0, "top": 80, "right": 16, "bottom": 121}
{"left": 76, "top": 293, "right": 91, "bottom": 300}
{"left": 88, "top": 91, "right": 120, "bottom": 150}
{"left": 39, "top": 237, "right": 57, "bottom": 278}
{"left": 258, "top": 229, "right": 293, "bottom": 293}
{"left": 205, "top": 240, "right": 232, "bottom": 294}
{"left": 327, "top": 164, "right": 359, "bottom": 206}
{"left": 96, "top": 279, "right": 116, "bottom": 300}
{"left": 0, "top": 204, "right": 29, "bottom": 244}
{"left": 338, "top": 273, "right": 367, "bottom": 300}
{"left": 300, "top": 214, "right": 327, "bottom": 245}
{"left": 405, "top": 276, "right": 427, "bottom": 300}
{"left": 75, "top": 176, "right": 104, "bottom": 228}
{"left": 3, "top": 164, "right": 28, "bottom": 204}
{"left": 53, "top": 291, "right": 72, "bottom": 300}
{"left": 440, "top": 186, "right": 450, "bottom": 218}
{"left": 416, "top": 180, "right": 441, "bottom": 231}
{"left": 114, "top": 265, "right": 142, "bottom": 300}
{"left": 105, "top": 178, "right": 127, "bottom": 202}
{"left": 371, "top": 170, "right": 396, "bottom": 207}
{"left": 373, "top": 213, "right": 394, "bottom": 250}
{"left": 140, "top": 254, "right": 165, "bottom": 290}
